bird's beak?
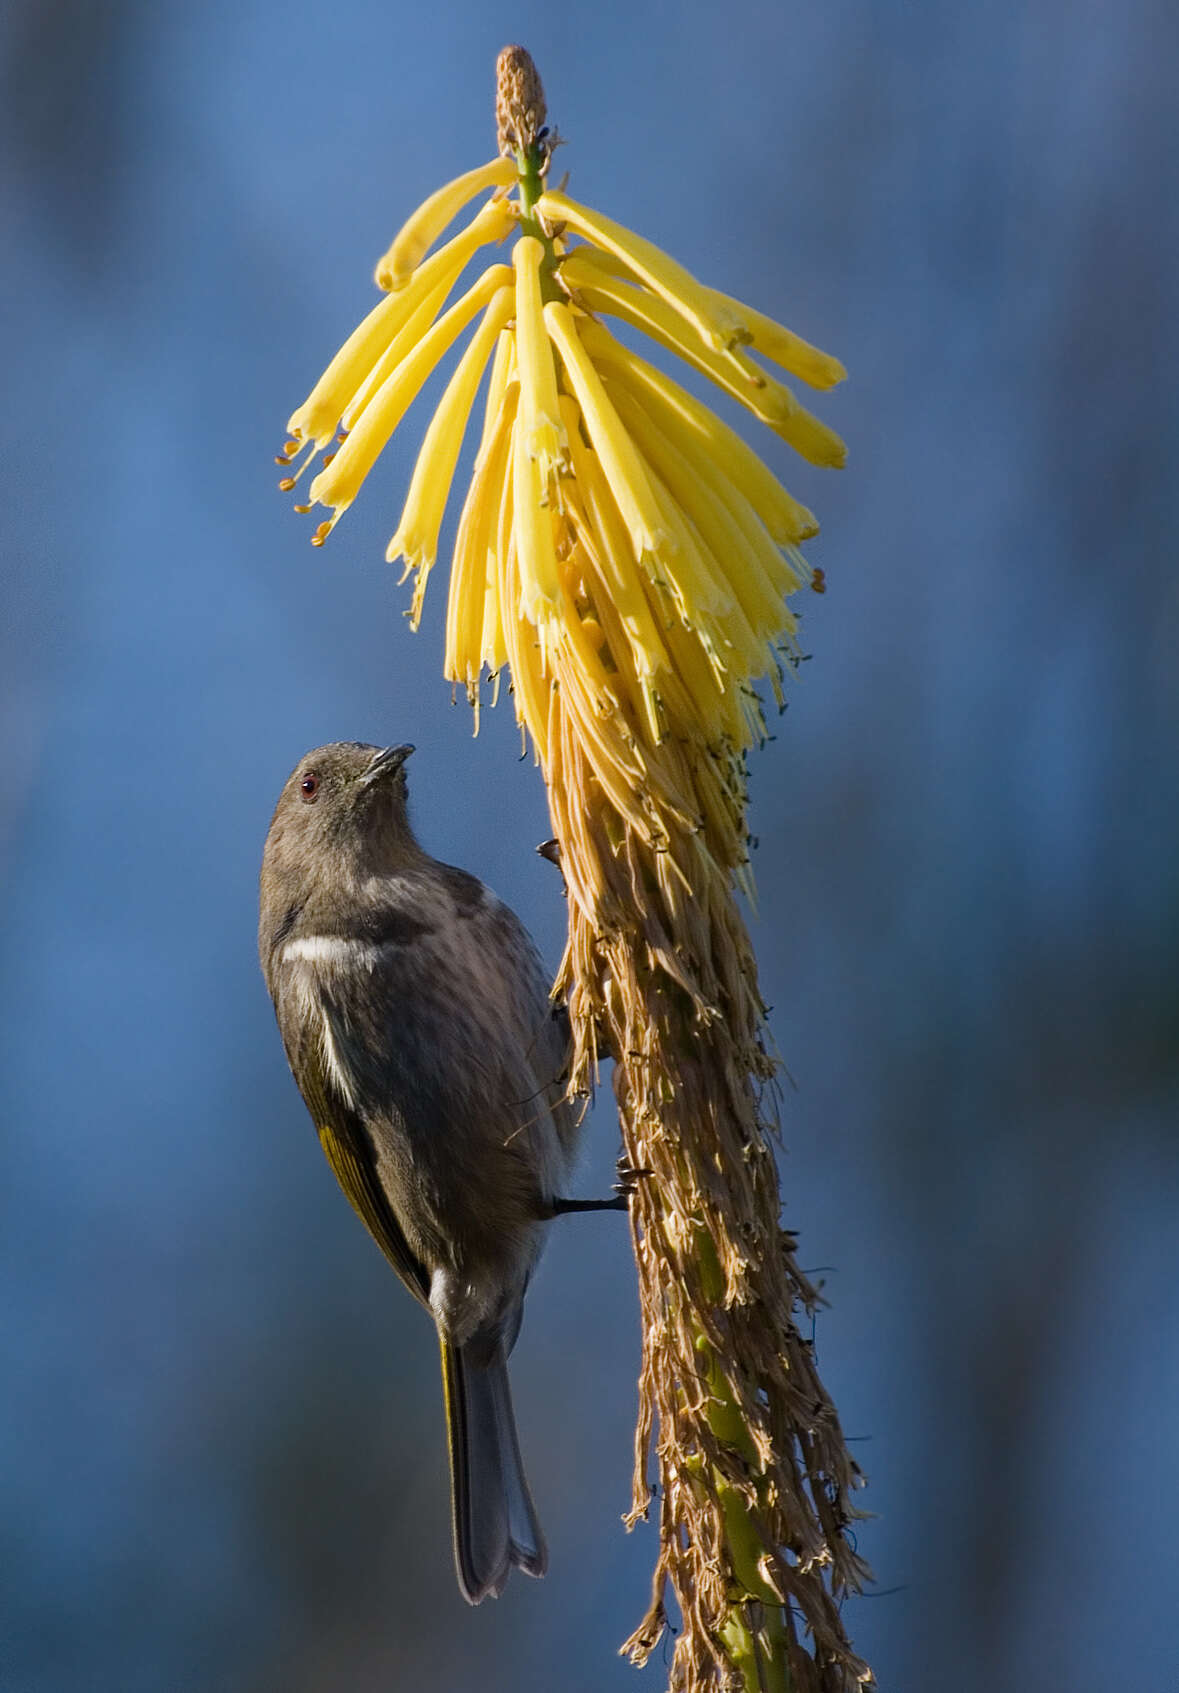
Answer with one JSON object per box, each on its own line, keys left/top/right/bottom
{"left": 361, "top": 743, "right": 415, "bottom": 786}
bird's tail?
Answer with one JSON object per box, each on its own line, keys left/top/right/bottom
{"left": 439, "top": 1334, "right": 547, "bottom": 1603}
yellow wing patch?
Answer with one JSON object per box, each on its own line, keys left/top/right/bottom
{"left": 316, "top": 1120, "right": 429, "bottom": 1305}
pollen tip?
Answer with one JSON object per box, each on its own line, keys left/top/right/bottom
{"left": 811, "top": 568, "right": 827, "bottom": 594}
{"left": 278, "top": 477, "right": 296, "bottom": 491}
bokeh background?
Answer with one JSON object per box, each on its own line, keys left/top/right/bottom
{"left": 2, "top": 2, "right": 1177, "bottom": 1689}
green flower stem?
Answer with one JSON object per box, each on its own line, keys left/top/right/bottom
{"left": 514, "top": 144, "right": 561, "bottom": 301}
{"left": 514, "top": 143, "right": 545, "bottom": 222}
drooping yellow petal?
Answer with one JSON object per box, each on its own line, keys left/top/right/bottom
{"left": 543, "top": 301, "right": 668, "bottom": 562}
{"left": 559, "top": 418, "right": 670, "bottom": 686}
{"left": 388, "top": 285, "right": 515, "bottom": 619}
{"left": 289, "top": 197, "right": 516, "bottom": 450}
{"left": 610, "top": 385, "right": 787, "bottom": 638}
{"left": 309, "top": 264, "right": 512, "bottom": 517}
{"left": 641, "top": 467, "right": 747, "bottom": 645}
{"left": 561, "top": 251, "right": 846, "bottom": 468}
{"left": 484, "top": 384, "right": 518, "bottom": 675}
{"left": 537, "top": 187, "right": 747, "bottom": 353}
{"left": 445, "top": 380, "right": 516, "bottom": 691}
{"left": 570, "top": 543, "right": 666, "bottom": 746}
{"left": 513, "top": 235, "right": 567, "bottom": 487}
{"left": 497, "top": 537, "right": 550, "bottom": 762}
{"left": 510, "top": 410, "right": 562, "bottom": 623}
{"left": 704, "top": 287, "right": 847, "bottom": 390}
{"left": 581, "top": 321, "right": 818, "bottom": 547}
{"left": 554, "top": 577, "right": 621, "bottom": 719}
{"left": 647, "top": 585, "right": 739, "bottom": 741}
{"left": 617, "top": 385, "right": 808, "bottom": 606}
{"left": 375, "top": 159, "right": 517, "bottom": 289}
{"left": 479, "top": 329, "right": 514, "bottom": 454}
{"left": 286, "top": 291, "right": 413, "bottom": 451}
{"left": 342, "top": 277, "right": 452, "bottom": 431}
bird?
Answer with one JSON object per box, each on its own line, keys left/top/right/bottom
{"left": 258, "top": 740, "right": 592, "bottom": 1602}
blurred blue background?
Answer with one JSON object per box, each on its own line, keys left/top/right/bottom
{"left": 2, "top": 2, "right": 1177, "bottom": 1689}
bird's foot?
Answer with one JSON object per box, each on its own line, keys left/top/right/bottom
{"left": 547, "top": 1161, "right": 650, "bottom": 1217}
{"left": 549, "top": 1194, "right": 628, "bottom": 1215}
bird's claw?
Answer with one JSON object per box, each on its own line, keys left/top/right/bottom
{"left": 614, "top": 1157, "right": 652, "bottom": 1198}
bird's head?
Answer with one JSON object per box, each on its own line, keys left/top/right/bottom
{"left": 261, "top": 741, "right": 418, "bottom": 905}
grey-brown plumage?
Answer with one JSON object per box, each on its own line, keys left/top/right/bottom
{"left": 259, "top": 741, "right": 579, "bottom": 1601}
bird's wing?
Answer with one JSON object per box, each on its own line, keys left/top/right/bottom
{"left": 273, "top": 970, "right": 430, "bottom": 1307}
{"left": 325, "top": 873, "right": 570, "bottom": 1147}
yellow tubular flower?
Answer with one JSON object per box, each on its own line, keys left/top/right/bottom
{"left": 286, "top": 288, "right": 422, "bottom": 452}
{"left": 342, "top": 278, "right": 453, "bottom": 432}
{"left": 375, "top": 157, "right": 517, "bottom": 289}
{"left": 642, "top": 470, "right": 734, "bottom": 627}
{"left": 607, "top": 378, "right": 806, "bottom": 606}
{"left": 609, "top": 386, "right": 787, "bottom": 637}
{"left": 555, "top": 581, "right": 621, "bottom": 719}
{"left": 479, "top": 330, "right": 514, "bottom": 453}
{"left": 542, "top": 301, "right": 668, "bottom": 563}
{"left": 445, "top": 383, "right": 516, "bottom": 691}
{"left": 388, "top": 285, "right": 515, "bottom": 618}
{"left": 705, "top": 286, "right": 847, "bottom": 390}
{"left": 536, "top": 186, "right": 747, "bottom": 353}
{"left": 565, "top": 242, "right": 843, "bottom": 392}
{"left": 558, "top": 395, "right": 669, "bottom": 677}
{"left": 479, "top": 383, "right": 517, "bottom": 677}
{"left": 498, "top": 539, "right": 551, "bottom": 763}
{"left": 574, "top": 554, "right": 667, "bottom": 748}
{"left": 510, "top": 406, "right": 562, "bottom": 623}
{"left": 561, "top": 250, "right": 846, "bottom": 468}
{"left": 289, "top": 196, "right": 516, "bottom": 450}
{"left": 581, "top": 320, "right": 820, "bottom": 548}
{"left": 513, "top": 236, "right": 567, "bottom": 488}
{"left": 309, "top": 264, "right": 512, "bottom": 517}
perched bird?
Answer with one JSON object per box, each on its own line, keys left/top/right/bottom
{"left": 259, "top": 741, "right": 584, "bottom": 1602}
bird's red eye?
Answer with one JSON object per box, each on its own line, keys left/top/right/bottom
{"left": 300, "top": 773, "right": 320, "bottom": 802}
